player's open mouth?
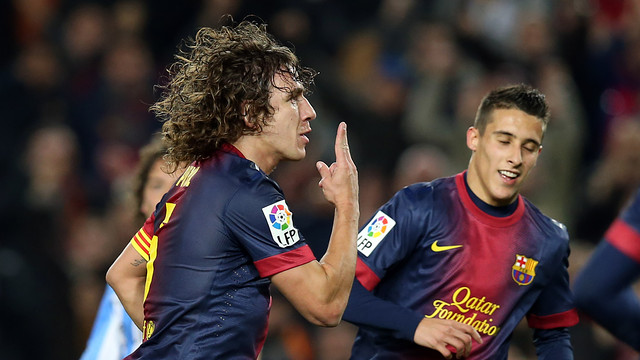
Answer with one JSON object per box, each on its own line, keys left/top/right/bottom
{"left": 299, "top": 130, "right": 310, "bottom": 144}
{"left": 299, "top": 127, "right": 311, "bottom": 140}
{"left": 499, "top": 170, "right": 518, "bottom": 179}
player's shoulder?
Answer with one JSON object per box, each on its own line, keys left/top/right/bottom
{"left": 396, "top": 175, "right": 454, "bottom": 203}
{"left": 202, "top": 151, "right": 277, "bottom": 189}
{"left": 377, "top": 176, "right": 456, "bottom": 226}
{"left": 185, "top": 151, "right": 282, "bottom": 211}
{"left": 522, "top": 197, "right": 569, "bottom": 242}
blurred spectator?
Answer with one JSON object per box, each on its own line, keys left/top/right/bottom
{"left": 575, "top": 119, "right": 640, "bottom": 243}
{"left": 260, "top": 291, "right": 315, "bottom": 360}
{"left": 333, "top": 29, "right": 409, "bottom": 173}
{"left": 391, "top": 144, "right": 453, "bottom": 193}
{"left": 0, "top": 125, "right": 81, "bottom": 359}
{"left": 112, "top": 0, "right": 147, "bottom": 38}
{"left": 519, "top": 58, "right": 586, "bottom": 229}
{"left": 314, "top": 322, "right": 358, "bottom": 360}
{"left": 401, "top": 21, "right": 482, "bottom": 162}
{"left": 0, "top": 39, "right": 66, "bottom": 199}
{"left": 79, "top": 136, "right": 185, "bottom": 360}
{"left": 1, "top": 0, "right": 639, "bottom": 357}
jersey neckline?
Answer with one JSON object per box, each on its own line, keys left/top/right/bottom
{"left": 455, "top": 171, "right": 525, "bottom": 227}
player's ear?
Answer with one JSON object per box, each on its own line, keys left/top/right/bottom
{"left": 240, "top": 101, "right": 255, "bottom": 128}
{"left": 467, "top": 126, "right": 479, "bottom": 151}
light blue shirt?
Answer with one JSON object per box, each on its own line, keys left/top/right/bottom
{"left": 80, "top": 285, "right": 142, "bottom": 360}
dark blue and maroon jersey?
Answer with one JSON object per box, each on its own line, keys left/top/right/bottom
{"left": 350, "top": 172, "right": 578, "bottom": 359}
{"left": 573, "top": 188, "right": 640, "bottom": 351}
{"left": 604, "top": 189, "right": 640, "bottom": 263}
{"left": 126, "top": 144, "right": 315, "bottom": 359}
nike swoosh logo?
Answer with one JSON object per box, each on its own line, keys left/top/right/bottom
{"left": 431, "top": 241, "right": 463, "bottom": 252}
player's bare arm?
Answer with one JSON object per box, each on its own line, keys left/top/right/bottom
{"left": 106, "top": 242, "right": 148, "bottom": 330}
{"left": 271, "top": 122, "right": 359, "bottom": 326}
{"left": 414, "top": 317, "right": 483, "bottom": 359}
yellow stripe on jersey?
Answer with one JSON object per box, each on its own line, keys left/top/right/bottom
{"left": 175, "top": 165, "right": 199, "bottom": 187}
{"left": 162, "top": 203, "right": 176, "bottom": 228}
{"left": 130, "top": 228, "right": 151, "bottom": 261}
{"left": 142, "top": 202, "right": 176, "bottom": 301}
{"left": 144, "top": 234, "right": 159, "bottom": 301}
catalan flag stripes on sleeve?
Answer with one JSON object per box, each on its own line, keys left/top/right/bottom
{"left": 130, "top": 215, "right": 156, "bottom": 261}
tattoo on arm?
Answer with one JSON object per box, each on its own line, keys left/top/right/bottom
{"left": 130, "top": 257, "right": 146, "bottom": 267}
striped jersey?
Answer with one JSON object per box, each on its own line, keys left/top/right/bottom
{"left": 350, "top": 172, "right": 578, "bottom": 359}
{"left": 126, "top": 144, "right": 315, "bottom": 359}
{"left": 604, "top": 189, "right": 640, "bottom": 263}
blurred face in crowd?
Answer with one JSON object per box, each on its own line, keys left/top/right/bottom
{"left": 466, "top": 108, "right": 543, "bottom": 207}
{"left": 140, "top": 159, "right": 177, "bottom": 216}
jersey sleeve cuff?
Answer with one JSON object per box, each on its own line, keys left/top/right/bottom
{"left": 254, "top": 245, "right": 316, "bottom": 278}
{"left": 355, "top": 257, "right": 381, "bottom": 291}
{"left": 605, "top": 219, "right": 640, "bottom": 263}
{"left": 527, "top": 308, "right": 579, "bottom": 329}
{"left": 130, "top": 228, "right": 152, "bottom": 261}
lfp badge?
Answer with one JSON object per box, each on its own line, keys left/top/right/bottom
{"left": 262, "top": 200, "right": 300, "bottom": 248}
{"left": 512, "top": 254, "right": 538, "bottom": 286}
{"left": 356, "top": 211, "right": 396, "bottom": 257}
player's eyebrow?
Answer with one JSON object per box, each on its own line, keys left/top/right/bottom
{"left": 493, "top": 130, "right": 541, "bottom": 148}
{"left": 287, "top": 86, "right": 304, "bottom": 100}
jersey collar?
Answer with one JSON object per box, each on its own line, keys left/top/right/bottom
{"left": 219, "top": 143, "right": 246, "bottom": 158}
{"left": 455, "top": 171, "right": 525, "bottom": 227}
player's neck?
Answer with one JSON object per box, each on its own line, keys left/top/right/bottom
{"left": 463, "top": 172, "right": 518, "bottom": 217}
{"left": 231, "top": 136, "right": 279, "bottom": 174}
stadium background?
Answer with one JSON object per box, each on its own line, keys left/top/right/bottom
{"left": 0, "top": 0, "right": 638, "bottom": 359}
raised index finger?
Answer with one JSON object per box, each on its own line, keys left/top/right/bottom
{"left": 334, "top": 122, "right": 351, "bottom": 163}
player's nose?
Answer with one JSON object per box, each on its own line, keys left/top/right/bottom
{"left": 300, "top": 96, "right": 316, "bottom": 122}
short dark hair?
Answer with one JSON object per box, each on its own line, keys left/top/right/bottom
{"left": 151, "top": 20, "right": 317, "bottom": 172}
{"left": 474, "top": 84, "right": 550, "bottom": 136}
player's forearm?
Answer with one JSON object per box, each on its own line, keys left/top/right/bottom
{"left": 108, "top": 276, "right": 146, "bottom": 330}
{"left": 285, "top": 203, "right": 357, "bottom": 326}
{"left": 344, "top": 279, "right": 424, "bottom": 340}
{"left": 106, "top": 245, "right": 148, "bottom": 330}
{"left": 533, "top": 328, "right": 573, "bottom": 359}
{"left": 316, "top": 204, "right": 360, "bottom": 308}
{"left": 574, "top": 241, "right": 640, "bottom": 350}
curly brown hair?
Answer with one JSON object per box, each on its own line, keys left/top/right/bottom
{"left": 151, "top": 21, "right": 317, "bottom": 172}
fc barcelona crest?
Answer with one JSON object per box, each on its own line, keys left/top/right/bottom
{"left": 512, "top": 254, "right": 538, "bottom": 286}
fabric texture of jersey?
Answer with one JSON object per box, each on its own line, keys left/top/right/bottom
{"left": 604, "top": 189, "right": 640, "bottom": 263}
{"left": 126, "top": 144, "right": 315, "bottom": 359}
{"left": 350, "top": 172, "right": 578, "bottom": 359}
{"left": 80, "top": 285, "right": 142, "bottom": 360}
{"left": 573, "top": 188, "right": 640, "bottom": 351}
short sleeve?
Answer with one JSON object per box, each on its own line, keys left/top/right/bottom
{"left": 605, "top": 191, "right": 640, "bottom": 263}
{"left": 526, "top": 244, "right": 579, "bottom": 329}
{"left": 225, "top": 179, "right": 315, "bottom": 278}
{"left": 130, "top": 214, "right": 156, "bottom": 261}
{"left": 355, "top": 186, "right": 430, "bottom": 290}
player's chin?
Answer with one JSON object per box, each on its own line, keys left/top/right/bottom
{"left": 493, "top": 190, "right": 518, "bottom": 206}
{"left": 289, "top": 148, "right": 306, "bottom": 161}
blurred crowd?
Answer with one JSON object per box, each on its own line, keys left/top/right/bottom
{"left": 1, "top": 0, "right": 639, "bottom": 359}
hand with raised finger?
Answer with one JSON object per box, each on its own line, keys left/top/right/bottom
{"left": 413, "top": 318, "right": 483, "bottom": 359}
{"left": 316, "top": 122, "right": 358, "bottom": 211}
